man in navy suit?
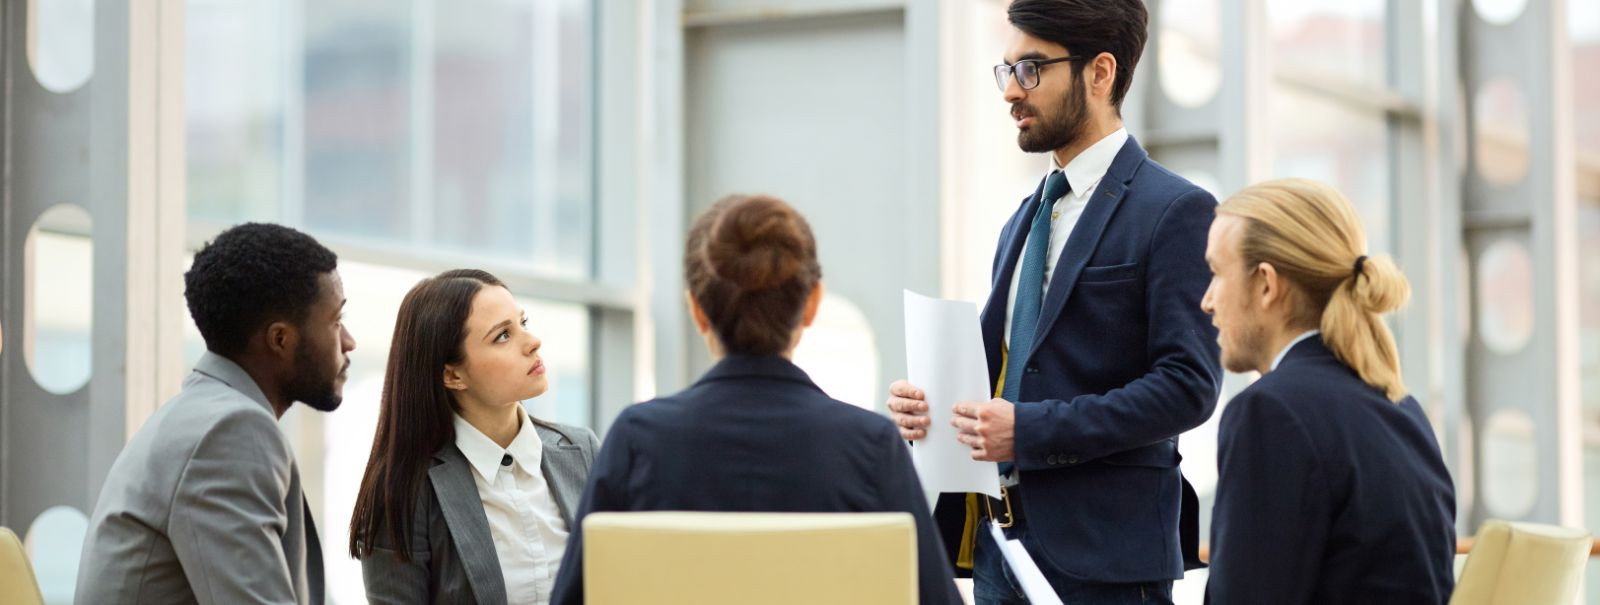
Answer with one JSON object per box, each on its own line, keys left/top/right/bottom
{"left": 1200, "top": 179, "right": 1455, "bottom": 603}
{"left": 888, "top": 1, "right": 1220, "bottom": 602}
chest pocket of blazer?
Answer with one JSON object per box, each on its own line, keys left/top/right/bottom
{"left": 1077, "top": 262, "right": 1140, "bottom": 283}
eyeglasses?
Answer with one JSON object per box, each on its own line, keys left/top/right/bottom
{"left": 993, "top": 56, "right": 1089, "bottom": 92}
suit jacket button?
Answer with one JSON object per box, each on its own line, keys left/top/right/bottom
{"left": 1066, "top": 455, "right": 1080, "bottom": 464}
{"left": 1047, "top": 454, "right": 1059, "bottom": 465}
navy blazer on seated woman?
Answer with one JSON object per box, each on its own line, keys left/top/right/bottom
{"left": 1206, "top": 336, "right": 1456, "bottom": 604}
{"left": 548, "top": 354, "right": 961, "bottom": 604}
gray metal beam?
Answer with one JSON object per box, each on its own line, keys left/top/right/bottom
{"left": 2, "top": 0, "right": 121, "bottom": 530}
{"left": 1460, "top": 0, "right": 1581, "bottom": 527}
{"left": 1389, "top": 0, "right": 1445, "bottom": 491}
{"left": 1218, "top": 0, "right": 1269, "bottom": 193}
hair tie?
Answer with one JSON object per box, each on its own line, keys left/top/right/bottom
{"left": 1352, "top": 255, "right": 1368, "bottom": 279}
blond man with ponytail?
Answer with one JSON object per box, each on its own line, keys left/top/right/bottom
{"left": 1201, "top": 179, "right": 1456, "bottom": 603}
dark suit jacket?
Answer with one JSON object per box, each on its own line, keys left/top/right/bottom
{"left": 360, "top": 420, "right": 598, "bottom": 605}
{"left": 1205, "top": 337, "right": 1456, "bottom": 604}
{"left": 549, "top": 354, "right": 962, "bottom": 605}
{"left": 934, "top": 135, "right": 1222, "bottom": 583}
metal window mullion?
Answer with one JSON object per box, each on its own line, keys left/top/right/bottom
{"left": 409, "top": 0, "right": 435, "bottom": 247}
{"left": 590, "top": 0, "right": 646, "bottom": 433}
{"left": 648, "top": 0, "right": 688, "bottom": 394}
{"left": 281, "top": 1, "right": 304, "bottom": 228}
{"left": 681, "top": 1, "right": 902, "bottom": 29}
{"left": 1387, "top": 0, "right": 1447, "bottom": 490}
{"left": 1219, "top": 0, "right": 1270, "bottom": 192}
{"left": 1270, "top": 66, "right": 1417, "bottom": 116}
{"left": 1430, "top": 0, "right": 1473, "bottom": 535}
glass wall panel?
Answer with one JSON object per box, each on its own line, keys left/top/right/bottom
{"left": 301, "top": 3, "right": 414, "bottom": 242}
{"left": 25, "top": 207, "right": 93, "bottom": 395}
{"left": 1268, "top": 0, "right": 1386, "bottom": 85}
{"left": 186, "top": 0, "right": 593, "bottom": 276}
{"left": 1268, "top": 85, "right": 1392, "bottom": 252}
{"left": 521, "top": 299, "right": 593, "bottom": 429}
{"left": 186, "top": 0, "right": 286, "bottom": 224}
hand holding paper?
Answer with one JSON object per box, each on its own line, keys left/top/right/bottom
{"left": 901, "top": 290, "right": 1002, "bottom": 506}
{"left": 950, "top": 398, "right": 1016, "bottom": 462}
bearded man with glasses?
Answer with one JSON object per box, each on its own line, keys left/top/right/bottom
{"left": 887, "top": 1, "right": 1221, "bottom": 603}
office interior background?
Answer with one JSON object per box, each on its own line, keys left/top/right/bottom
{"left": 1, "top": 0, "right": 1596, "bottom": 602}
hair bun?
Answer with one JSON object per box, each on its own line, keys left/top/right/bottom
{"left": 1349, "top": 253, "right": 1409, "bottom": 314}
{"left": 702, "top": 195, "right": 812, "bottom": 292}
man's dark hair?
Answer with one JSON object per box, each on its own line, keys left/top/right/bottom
{"left": 185, "top": 223, "right": 338, "bottom": 356}
{"left": 1008, "top": 0, "right": 1148, "bottom": 112}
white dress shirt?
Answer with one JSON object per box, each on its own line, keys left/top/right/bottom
{"left": 1271, "top": 330, "right": 1322, "bottom": 372}
{"left": 1003, "top": 127, "right": 1130, "bottom": 348}
{"left": 453, "top": 410, "right": 569, "bottom": 605}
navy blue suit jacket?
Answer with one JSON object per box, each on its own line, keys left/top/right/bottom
{"left": 550, "top": 354, "right": 962, "bottom": 605}
{"left": 934, "top": 136, "right": 1222, "bottom": 583}
{"left": 1206, "top": 337, "right": 1456, "bottom": 604}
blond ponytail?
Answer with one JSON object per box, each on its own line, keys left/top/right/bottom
{"left": 1219, "top": 178, "right": 1412, "bottom": 401}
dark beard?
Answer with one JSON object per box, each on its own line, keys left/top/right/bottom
{"left": 1016, "top": 77, "right": 1089, "bottom": 154}
{"left": 286, "top": 344, "right": 345, "bottom": 412}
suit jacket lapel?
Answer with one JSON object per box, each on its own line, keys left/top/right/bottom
{"left": 1024, "top": 137, "right": 1147, "bottom": 362}
{"left": 981, "top": 176, "right": 1050, "bottom": 384}
{"left": 533, "top": 423, "right": 589, "bottom": 526}
{"left": 429, "top": 447, "right": 507, "bottom": 605}
{"left": 302, "top": 496, "right": 324, "bottom": 605}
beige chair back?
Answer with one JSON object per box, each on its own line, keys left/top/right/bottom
{"left": 0, "top": 527, "right": 46, "bottom": 605}
{"left": 1451, "top": 519, "right": 1590, "bottom": 605}
{"left": 584, "top": 512, "right": 917, "bottom": 604}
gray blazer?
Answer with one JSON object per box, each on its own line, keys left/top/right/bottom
{"left": 360, "top": 418, "right": 598, "bottom": 605}
{"left": 75, "top": 353, "right": 324, "bottom": 605}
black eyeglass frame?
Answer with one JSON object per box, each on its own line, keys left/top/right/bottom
{"left": 993, "top": 56, "right": 1091, "bottom": 92}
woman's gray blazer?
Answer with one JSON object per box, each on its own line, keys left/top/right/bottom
{"left": 360, "top": 420, "right": 598, "bottom": 605}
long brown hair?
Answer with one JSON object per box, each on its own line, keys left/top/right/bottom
{"left": 1218, "top": 178, "right": 1411, "bottom": 400}
{"left": 349, "top": 269, "right": 504, "bottom": 560}
{"left": 685, "top": 195, "right": 823, "bottom": 355}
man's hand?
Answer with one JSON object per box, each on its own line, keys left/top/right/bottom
{"left": 951, "top": 398, "right": 1015, "bottom": 462}
{"left": 887, "top": 380, "right": 931, "bottom": 441}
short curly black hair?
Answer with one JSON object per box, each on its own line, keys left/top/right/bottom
{"left": 185, "top": 223, "right": 338, "bottom": 356}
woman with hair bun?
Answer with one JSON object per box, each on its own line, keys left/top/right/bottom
{"left": 549, "top": 195, "right": 961, "bottom": 604}
{"left": 1199, "top": 178, "right": 1456, "bottom": 603}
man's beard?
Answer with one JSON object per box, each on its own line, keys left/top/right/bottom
{"left": 1016, "top": 77, "right": 1089, "bottom": 154}
{"left": 286, "top": 344, "right": 345, "bottom": 412}
{"left": 1222, "top": 320, "right": 1270, "bottom": 375}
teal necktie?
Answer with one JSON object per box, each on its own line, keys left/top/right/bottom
{"left": 999, "top": 170, "right": 1068, "bottom": 475}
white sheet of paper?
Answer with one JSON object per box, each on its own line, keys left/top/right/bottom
{"left": 989, "top": 521, "right": 1065, "bottom": 605}
{"left": 902, "top": 290, "right": 1002, "bottom": 508}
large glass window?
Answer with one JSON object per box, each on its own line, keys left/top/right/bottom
{"left": 1268, "top": 0, "right": 1386, "bottom": 86}
{"left": 1266, "top": 0, "right": 1392, "bottom": 253}
{"left": 187, "top": 0, "right": 592, "bottom": 274}
{"left": 1268, "top": 85, "right": 1392, "bottom": 252}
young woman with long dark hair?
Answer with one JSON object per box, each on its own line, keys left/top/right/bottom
{"left": 350, "top": 269, "right": 597, "bottom": 605}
